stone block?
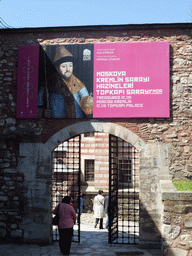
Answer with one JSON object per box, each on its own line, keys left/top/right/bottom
{"left": 0, "top": 196, "right": 8, "bottom": 201}
{"left": 13, "top": 196, "right": 19, "bottom": 201}
{"left": 186, "top": 205, "right": 192, "bottom": 213}
{"left": 187, "top": 165, "right": 192, "bottom": 172}
{"left": 3, "top": 168, "right": 17, "bottom": 174}
{"left": 10, "top": 229, "right": 23, "bottom": 238}
{"left": 163, "top": 224, "right": 181, "bottom": 240}
{"left": 173, "top": 215, "right": 182, "bottom": 224}
{"left": 174, "top": 58, "right": 187, "bottom": 66}
{"left": 181, "top": 77, "right": 188, "bottom": 84}
{"left": 21, "top": 222, "right": 50, "bottom": 243}
{"left": 163, "top": 214, "right": 171, "bottom": 224}
{"left": 173, "top": 205, "right": 186, "bottom": 214}
{"left": 177, "top": 85, "right": 184, "bottom": 92}
{"left": 0, "top": 203, "right": 5, "bottom": 208}
{"left": 8, "top": 211, "right": 18, "bottom": 216}
{"left": 5, "top": 181, "right": 14, "bottom": 186}
{"left": 184, "top": 216, "right": 192, "bottom": 228}
{"left": 164, "top": 248, "right": 188, "bottom": 256}
{"left": 189, "top": 241, "right": 192, "bottom": 248}
{"left": 0, "top": 163, "right": 10, "bottom": 168}
{"left": 162, "top": 192, "right": 192, "bottom": 201}
{"left": 1, "top": 185, "right": 8, "bottom": 191}
{"left": 0, "top": 227, "right": 6, "bottom": 238}
{"left": 0, "top": 141, "right": 7, "bottom": 149}
{"left": 5, "top": 118, "right": 16, "bottom": 125}
{"left": 178, "top": 234, "right": 192, "bottom": 248}
{"left": 0, "top": 151, "right": 11, "bottom": 158}
{"left": 20, "top": 143, "right": 51, "bottom": 164}
{"left": 10, "top": 224, "right": 17, "bottom": 229}
{"left": 0, "top": 222, "right": 6, "bottom": 228}
{"left": 160, "top": 180, "right": 177, "bottom": 192}
{"left": 0, "top": 213, "right": 5, "bottom": 221}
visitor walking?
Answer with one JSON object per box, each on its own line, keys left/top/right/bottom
{"left": 53, "top": 196, "right": 76, "bottom": 255}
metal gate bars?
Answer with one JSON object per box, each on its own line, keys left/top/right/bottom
{"left": 109, "top": 134, "right": 139, "bottom": 244}
{"left": 52, "top": 135, "right": 81, "bottom": 243}
{"left": 51, "top": 133, "right": 139, "bottom": 245}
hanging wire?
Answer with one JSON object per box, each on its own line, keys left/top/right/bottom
{"left": 0, "top": 17, "right": 13, "bottom": 29}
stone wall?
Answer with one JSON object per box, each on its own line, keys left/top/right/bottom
{"left": 0, "top": 24, "right": 192, "bottom": 181}
{"left": 161, "top": 181, "right": 192, "bottom": 256}
{"left": 0, "top": 139, "right": 24, "bottom": 242}
{"left": 0, "top": 23, "right": 192, "bottom": 244}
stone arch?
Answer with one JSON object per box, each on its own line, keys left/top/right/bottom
{"left": 48, "top": 120, "right": 145, "bottom": 243}
{"left": 19, "top": 120, "right": 169, "bottom": 246}
{"left": 45, "top": 120, "right": 146, "bottom": 152}
{"left": 44, "top": 120, "right": 169, "bottom": 247}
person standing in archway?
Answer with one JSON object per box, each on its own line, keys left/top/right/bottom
{"left": 93, "top": 190, "right": 105, "bottom": 229}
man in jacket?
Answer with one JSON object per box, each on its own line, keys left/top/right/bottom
{"left": 38, "top": 45, "right": 93, "bottom": 118}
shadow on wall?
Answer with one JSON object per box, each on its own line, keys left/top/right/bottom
{"left": 139, "top": 201, "right": 163, "bottom": 250}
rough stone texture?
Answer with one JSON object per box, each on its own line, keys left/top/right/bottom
{"left": 18, "top": 143, "right": 52, "bottom": 244}
{"left": 163, "top": 225, "right": 181, "bottom": 240}
{"left": 10, "top": 229, "right": 23, "bottom": 238}
{"left": 0, "top": 228, "right": 6, "bottom": 238}
{"left": 164, "top": 248, "right": 188, "bottom": 256}
{"left": 163, "top": 214, "right": 171, "bottom": 224}
{"left": 184, "top": 216, "right": 192, "bottom": 228}
{"left": 0, "top": 24, "right": 192, "bottom": 249}
{"left": 161, "top": 183, "right": 192, "bottom": 255}
{"left": 0, "top": 25, "right": 192, "bottom": 180}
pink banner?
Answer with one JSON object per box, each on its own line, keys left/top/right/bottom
{"left": 16, "top": 45, "right": 39, "bottom": 118}
{"left": 16, "top": 42, "right": 170, "bottom": 119}
{"left": 93, "top": 42, "right": 170, "bottom": 118}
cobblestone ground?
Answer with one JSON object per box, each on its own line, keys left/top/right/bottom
{"left": 0, "top": 213, "right": 163, "bottom": 256}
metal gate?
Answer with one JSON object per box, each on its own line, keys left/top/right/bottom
{"left": 52, "top": 135, "right": 81, "bottom": 243}
{"left": 52, "top": 133, "right": 139, "bottom": 245}
{"left": 109, "top": 134, "right": 139, "bottom": 244}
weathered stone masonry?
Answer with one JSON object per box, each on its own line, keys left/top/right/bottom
{"left": 0, "top": 23, "right": 192, "bottom": 254}
{"left": 161, "top": 181, "right": 192, "bottom": 256}
{"left": 1, "top": 25, "right": 192, "bottom": 179}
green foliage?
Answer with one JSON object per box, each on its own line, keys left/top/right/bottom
{"left": 172, "top": 180, "right": 192, "bottom": 191}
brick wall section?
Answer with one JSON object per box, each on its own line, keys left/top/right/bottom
{"left": 94, "top": 132, "right": 109, "bottom": 188}
{"left": 80, "top": 132, "right": 109, "bottom": 189}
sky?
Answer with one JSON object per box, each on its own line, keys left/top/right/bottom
{"left": 1, "top": 0, "right": 192, "bottom": 29}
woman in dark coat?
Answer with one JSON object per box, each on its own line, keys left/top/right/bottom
{"left": 53, "top": 196, "right": 76, "bottom": 255}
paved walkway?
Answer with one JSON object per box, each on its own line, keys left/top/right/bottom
{"left": 0, "top": 213, "right": 162, "bottom": 256}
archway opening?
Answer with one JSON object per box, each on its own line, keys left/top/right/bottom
{"left": 51, "top": 132, "right": 139, "bottom": 244}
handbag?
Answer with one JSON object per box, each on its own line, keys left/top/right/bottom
{"left": 52, "top": 204, "right": 60, "bottom": 225}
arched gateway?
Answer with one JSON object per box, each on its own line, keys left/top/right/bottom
{"left": 19, "top": 121, "right": 169, "bottom": 248}
{"left": 45, "top": 121, "right": 146, "bottom": 151}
